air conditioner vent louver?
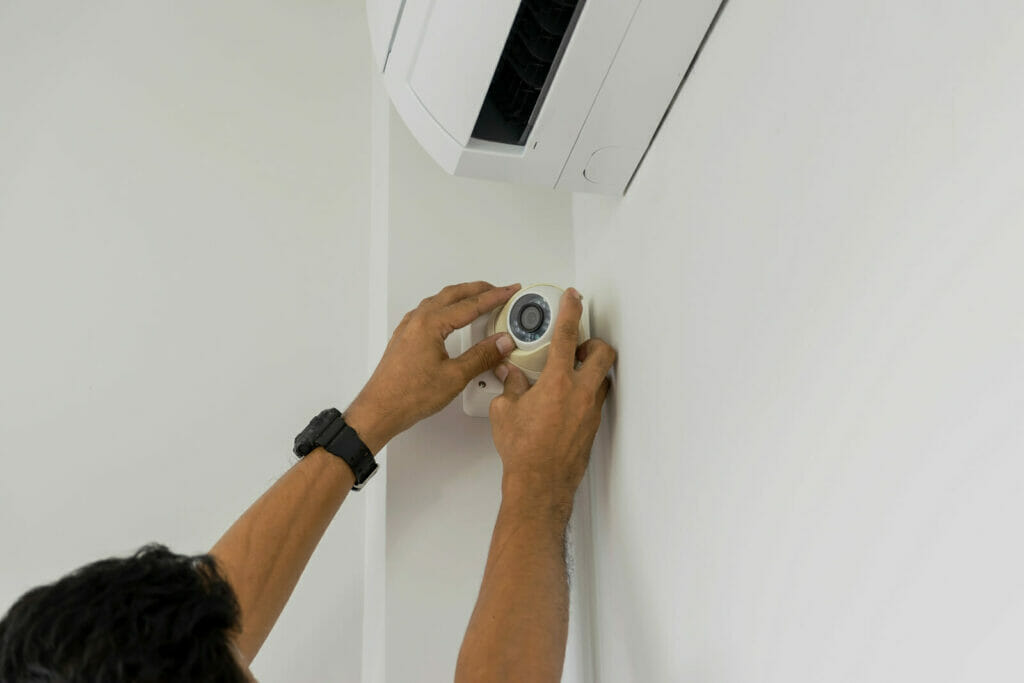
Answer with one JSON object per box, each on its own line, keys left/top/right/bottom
{"left": 472, "top": 0, "right": 583, "bottom": 146}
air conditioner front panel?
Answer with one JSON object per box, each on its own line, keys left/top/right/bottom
{"left": 409, "top": 0, "right": 521, "bottom": 146}
{"left": 384, "top": 80, "right": 464, "bottom": 173}
{"left": 515, "top": 0, "right": 640, "bottom": 182}
{"left": 556, "top": 0, "right": 723, "bottom": 192}
{"left": 367, "top": 0, "right": 405, "bottom": 70}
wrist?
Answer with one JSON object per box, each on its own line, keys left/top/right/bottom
{"left": 343, "top": 397, "right": 394, "bottom": 456}
{"left": 500, "top": 473, "right": 575, "bottom": 527}
{"left": 306, "top": 446, "right": 358, "bottom": 488}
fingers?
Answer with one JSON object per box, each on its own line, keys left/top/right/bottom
{"left": 575, "top": 338, "right": 604, "bottom": 364}
{"left": 429, "top": 281, "right": 494, "bottom": 307}
{"left": 545, "top": 288, "right": 583, "bottom": 373}
{"left": 452, "top": 332, "right": 516, "bottom": 383}
{"left": 439, "top": 283, "right": 521, "bottom": 333}
{"left": 577, "top": 339, "right": 617, "bottom": 391}
{"left": 498, "top": 363, "right": 530, "bottom": 398}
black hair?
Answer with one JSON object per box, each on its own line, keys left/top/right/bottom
{"left": 0, "top": 544, "right": 248, "bottom": 683}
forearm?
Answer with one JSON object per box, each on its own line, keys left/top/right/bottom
{"left": 209, "top": 447, "right": 355, "bottom": 663}
{"left": 456, "top": 478, "right": 573, "bottom": 683}
{"left": 207, "top": 399, "right": 390, "bottom": 663}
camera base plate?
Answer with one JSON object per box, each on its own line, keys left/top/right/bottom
{"left": 460, "top": 313, "right": 505, "bottom": 418}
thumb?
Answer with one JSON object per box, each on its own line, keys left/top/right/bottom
{"left": 498, "top": 363, "right": 530, "bottom": 398}
{"left": 453, "top": 332, "right": 515, "bottom": 383}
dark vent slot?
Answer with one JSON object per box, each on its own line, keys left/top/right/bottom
{"left": 472, "top": 0, "right": 583, "bottom": 146}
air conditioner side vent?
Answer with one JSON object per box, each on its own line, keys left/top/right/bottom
{"left": 472, "top": 0, "right": 584, "bottom": 146}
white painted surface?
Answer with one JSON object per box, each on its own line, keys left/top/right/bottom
{"left": 573, "top": 0, "right": 1024, "bottom": 680}
{"left": 0, "top": 2, "right": 372, "bottom": 681}
{"left": 381, "top": 107, "right": 579, "bottom": 683}
{"left": 361, "top": 75, "right": 392, "bottom": 683}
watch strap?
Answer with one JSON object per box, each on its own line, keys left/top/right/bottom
{"left": 294, "top": 408, "right": 378, "bottom": 491}
{"left": 318, "top": 420, "right": 378, "bottom": 490}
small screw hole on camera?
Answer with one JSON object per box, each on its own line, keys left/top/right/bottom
{"left": 478, "top": 381, "right": 487, "bottom": 389}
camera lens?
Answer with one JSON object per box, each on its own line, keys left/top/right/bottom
{"left": 508, "top": 293, "right": 551, "bottom": 343}
{"left": 519, "top": 304, "right": 544, "bottom": 332}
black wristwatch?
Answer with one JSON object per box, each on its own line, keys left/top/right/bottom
{"left": 293, "top": 408, "right": 379, "bottom": 490}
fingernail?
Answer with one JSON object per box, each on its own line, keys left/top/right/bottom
{"left": 497, "top": 334, "right": 515, "bottom": 356}
{"left": 568, "top": 287, "right": 582, "bottom": 301}
{"left": 495, "top": 364, "right": 509, "bottom": 382}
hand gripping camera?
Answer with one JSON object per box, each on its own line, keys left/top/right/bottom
{"left": 458, "top": 284, "right": 591, "bottom": 417}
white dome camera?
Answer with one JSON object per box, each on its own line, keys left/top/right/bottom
{"left": 458, "top": 284, "right": 591, "bottom": 417}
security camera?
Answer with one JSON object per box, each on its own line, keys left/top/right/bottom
{"left": 487, "top": 284, "right": 591, "bottom": 381}
{"left": 459, "top": 284, "right": 591, "bottom": 417}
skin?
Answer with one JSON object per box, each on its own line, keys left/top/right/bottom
{"left": 209, "top": 282, "right": 615, "bottom": 681}
{"left": 456, "top": 288, "right": 615, "bottom": 683}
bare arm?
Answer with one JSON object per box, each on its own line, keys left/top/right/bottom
{"left": 456, "top": 479, "right": 573, "bottom": 682}
{"left": 209, "top": 444, "right": 360, "bottom": 663}
{"left": 457, "top": 289, "right": 617, "bottom": 683}
{"left": 211, "top": 281, "right": 521, "bottom": 665}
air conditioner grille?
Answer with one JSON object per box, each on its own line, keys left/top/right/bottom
{"left": 472, "top": 0, "right": 583, "bottom": 146}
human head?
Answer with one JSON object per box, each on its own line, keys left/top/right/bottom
{"left": 0, "top": 544, "right": 250, "bottom": 682}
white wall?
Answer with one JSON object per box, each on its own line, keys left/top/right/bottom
{"left": 0, "top": 2, "right": 372, "bottom": 680}
{"left": 379, "top": 106, "right": 576, "bottom": 683}
{"left": 574, "top": 0, "right": 1024, "bottom": 680}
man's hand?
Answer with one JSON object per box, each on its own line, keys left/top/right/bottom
{"left": 345, "top": 281, "right": 521, "bottom": 454}
{"left": 456, "top": 287, "right": 616, "bottom": 683}
{"left": 489, "top": 287, "right": 616, "bottom": 513}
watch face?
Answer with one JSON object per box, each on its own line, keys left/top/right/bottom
{"left": 294, "top": 408, "right": 341, "bottom": 457}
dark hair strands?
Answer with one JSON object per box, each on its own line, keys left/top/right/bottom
{"left": 0, "top": 544, "right": 248, "bottom": 683}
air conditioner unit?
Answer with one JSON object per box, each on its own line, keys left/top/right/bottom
{"left": 367, "top": 0, "right": 723, "bottom": 194}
